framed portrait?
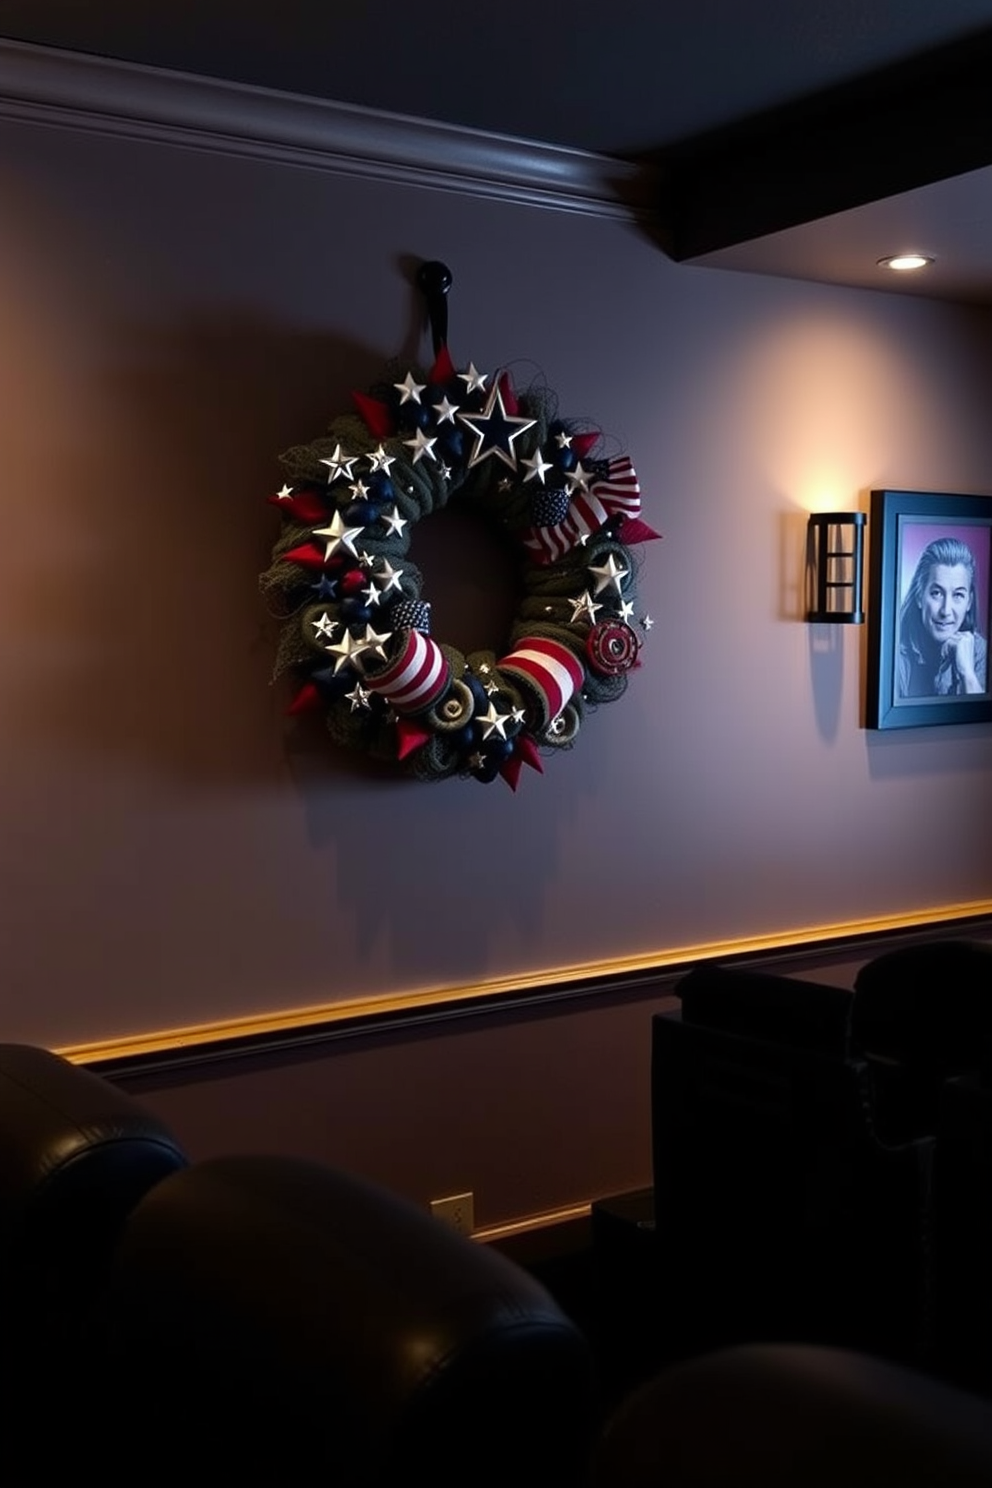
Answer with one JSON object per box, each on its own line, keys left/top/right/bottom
{"left": 866, "top": 489, "right": 992, "bottom": 730}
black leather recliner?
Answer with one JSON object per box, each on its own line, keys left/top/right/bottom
{"left": 97, "top": 1154, "right": 599, "bottom": 1487}
{"left": 851, "top": 938, "right": 992, "bottom": 1393}
{"left": 590, "top": 1341, "right": 992, "bottom": 1488}
{"left": 0, "top": 1042, "right": 188, "bottom": 1481}
{"left": 0, "top": 1046, "right": 598, "bottom": 1487}
{"left": 650, "top": 943, "right": 992, "bottom": 1370}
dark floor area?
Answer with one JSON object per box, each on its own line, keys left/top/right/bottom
{"left": 495, "top": 1190, "right": 670, "bottom": 1413}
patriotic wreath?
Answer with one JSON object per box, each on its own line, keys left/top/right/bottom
{"left": 260, "top": 342, "right": 659, "bottom": 789}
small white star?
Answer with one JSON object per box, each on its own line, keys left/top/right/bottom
{"left": 483, "top": 679, "right": 499, "bottom": 696}
{"left": 311, "top": 611, "right": 336, "bottom": 639}
{"left": 374, "top": 559, "right": 404, "bottom": 595}
{"left": 566, "top": 462, "right": 593, "bottom": 494}
{"left": 458, "top": 362, "right": 488, "bottom": 394}
{"left": 348, "top": 479, "right": 370, "bottom": 501}
{"left": 478, "top": 702, "right": 511, "bottom": 740}
{"left": 555, "top": 431, "right": 573, "bottom": 450}
{"left": 382, "top": 506, "right": 408, "bottom": 537}
{"left": 276, "top": 484, "right": 294, "bottom": 500}
{"left": 345, "top": 682, "right": 371, "bottom": 711}
{"left": 367, "top": 444, "right": 396, "bottom": 473}
{"left": 438, "top": 463, "right": 452, "bottom": 481}
{"left": 521, "top": 449, "right": 554, "bottom": 484}
{"left": 356, "top": 624, "right": 392, "bottom": 667}
{"left": 320, "top": 443, "right": 357, "bottom": 483}
{"left": 619, "top": 599, "right": 635, "bottom": 622}
{"left": 312, "top": 510, "right": 364, "bottom": 561}
{"left": 468, "top": 751, "right": 486, "bottom": 770}
{"left": 588, "top": 553, "right": 629, "bottom": 595}
{"left": 640, "top": 614, "right": 655, "bottom": 631}
{"left": 511, "top": 707, "right": 526, "bottom": 724}
{"left": 324, "top": 628, "right": 368, "bottom": 674}
{"left": 433, "top": 395, "right": 460, "bottom": 424}
{"left": 403, "top": 428, "right": 437, "bottom": 464}
{"left": 568, "top": 591, "right": 602, "bottom": 624}
{"left": 362, "top": 583, "right": 382, "bottom": 607}
{"left": 394, "top": 371, "right": 426, "bottom": 404}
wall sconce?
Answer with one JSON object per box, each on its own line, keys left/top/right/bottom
{"left": 806, "top": 512, "right": 866, "bottom": 624}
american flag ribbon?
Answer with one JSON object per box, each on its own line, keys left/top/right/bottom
{"left": 521, "top": 456, "right": 641, "bottom": 565}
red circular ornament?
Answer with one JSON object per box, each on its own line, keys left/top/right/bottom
{"left": 586, "top": 620, "right": 641, "bottom": 676}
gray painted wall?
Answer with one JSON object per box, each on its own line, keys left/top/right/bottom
{"left": 1, "top": 98, "right": 991, "bottom": 1061}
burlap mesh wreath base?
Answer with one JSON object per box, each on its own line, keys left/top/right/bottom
{"left": 260, "top": 347, "right": 657, "bottom": 789}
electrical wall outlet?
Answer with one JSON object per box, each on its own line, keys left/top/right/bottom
{"left": 430, "top": 1191, "right": 475, "bottom": 1236}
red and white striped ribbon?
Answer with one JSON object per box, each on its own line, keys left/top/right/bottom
{"left": 498, "top": 636, "right": 585, "bottom": 726}
{"left": 366, "top": 629, "right": 450, "bottom": 714}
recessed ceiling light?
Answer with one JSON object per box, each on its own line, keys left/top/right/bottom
{"left": 877, "top": 254, "right": 934, "bottom": 272}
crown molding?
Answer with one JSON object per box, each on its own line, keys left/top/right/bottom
{"left": 0, "top": 37, "right": 658, "bottom": 221}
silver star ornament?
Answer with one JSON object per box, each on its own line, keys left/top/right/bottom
{"left": 320, "top": 443, "right": 357, "bottom": 483}
{"left": 403, "top": 428, "right": 437, "bottom": 464}
{"left": 312, "top": 510, "right": 364, "bottom": 561}
{"left": 588, "top": 553, "right": 629, "bottom": 595}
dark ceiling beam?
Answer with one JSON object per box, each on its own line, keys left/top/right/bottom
{"left": 656, "top": 27, "right": 992, "bottom": 262}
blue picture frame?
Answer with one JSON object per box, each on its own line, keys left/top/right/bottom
{"left": 866, "top": 489, "right": 992, "bottom": 730}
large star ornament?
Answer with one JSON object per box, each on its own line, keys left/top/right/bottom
{"left": 312, "top": 510, "right": 364, "bottom": 561}
{"left": 457, "top": 379, "right": 536, "bottom": 471}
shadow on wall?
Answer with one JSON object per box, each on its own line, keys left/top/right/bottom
{"left": 0, "top": 297, "right": 613, "bottom": 991}
{"left": 808, "top": 625, "right": 845, "bottom": 742}
{"left": 778, "top": 505, "right": 846, "bottom": 743}
{"left": 9, "top": 312, "right": 391, "bottom": 787}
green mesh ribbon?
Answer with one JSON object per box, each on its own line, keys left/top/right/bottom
{"left": 259, "top": 354, "right": 653, "bottom": 788}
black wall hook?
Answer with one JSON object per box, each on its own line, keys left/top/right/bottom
{"left": 416, "top": 260, "right": 453, "bottom": 357}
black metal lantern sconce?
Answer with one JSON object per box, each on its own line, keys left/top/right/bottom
{"left": 806, "top": 511, "right": 866, "bottom": 624}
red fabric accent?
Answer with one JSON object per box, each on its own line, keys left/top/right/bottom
{"left": 572, "top": 431, "right": 599, "bottom": 460}
{"left": 516, "top": 735, "right": 544, "bottom": 773}
{"left": 618, "top": 516, "right": 663, "bottom": 546}
{"left": 352, "top": 390, "right": 395, "bottom": 438}
{"left": 430, "top": 345, "right": 456, "bottom": 383}
{"left": 498, "top": 370, "right": 519, "bottom": 416}
{"left": 396, "top": 719, "right": 432, "bottom": 760}
{"left": 267, "top": 491, "right": 327, "bottom": 524}
{"left": 281, "top": 542, "right": 326, "bottom": 569}
{"left": 499, "top": 734, "right": 545, "bottom": 790}
{"left": 287, "top": 681, "right": 321, "bottom": 715}
{"left": 499, "top": 755, "right": 523, "bottom": 791}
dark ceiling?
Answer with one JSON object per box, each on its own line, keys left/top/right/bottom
{"left": 4, "top": 1, "right": 992, "bottom": 304}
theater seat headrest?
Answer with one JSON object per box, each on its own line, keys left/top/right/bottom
{"left": 676, "top": 965, "right": 852, "bottom": 1056}
{"left": 852, "top": 940, "right": 992, "bottom": 1076}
